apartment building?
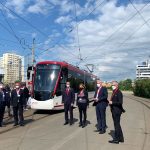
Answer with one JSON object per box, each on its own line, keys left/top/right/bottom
{"left": 0, "top": 53, "right": 24, "bottom": 83}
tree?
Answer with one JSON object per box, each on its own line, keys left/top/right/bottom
{"left": 119, "top": 79, "right": 132, "bottom": 91}
{"left": 133, "top": 79, "right": 150, "bottom": 98}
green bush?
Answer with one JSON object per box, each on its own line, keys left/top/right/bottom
{"left": 119, "top": 79, "right": 133, "bottom": 91}
{"left": 133, "top": 79, "right": 150, "bottom": 98}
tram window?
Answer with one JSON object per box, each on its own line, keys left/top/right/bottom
{"left": 60, "top": 68, "right": 68, "bottom": 91}
{"left": 27, "top": 71, "right": 30, "bottom": 80}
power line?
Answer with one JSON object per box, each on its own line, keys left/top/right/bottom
{"left": 81, "top": 1, "right": 150, "bottom": 61}
{"left": 1, "top": 0, "right": 106, "bottom": 58}
{"left": 36, "top": 45, "right": 78, "bottom": 59}
{"left": 69, "top": 0, "right": 106, "bottom": 33}
{"left": 0, "top": 9, "right": 20, "bottom": 40}
{"left": 0, "top": 0, "right": 107, "bottom": 62}
{"left": 0, "top": 1, "right": 48, "bottom": 38}
{"left": 0, "top": 9, "right": 37, "bottom": 56}
{"left": 36, "top": 0, "right": 107, "bottom": 60}
{"left": 1, "top": 0, "right": 78, "bottom": 59}
{"left": 0, "top": 38, "right": 19, "bottom": 44}
{"left": 118, "top": 16, "right": 150, "bottom": 48}
{"left": 0, "top": 21, "right": 20, "bottom": 42}
{"left": 129, "top": 0, "right": 150, "bottom": 29}
{"left": 0, "top": 9, "right": 27, "bottom": 52}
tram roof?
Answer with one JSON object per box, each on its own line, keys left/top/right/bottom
{"left": 36, "top": 61, "right": 97, "bottom": 78}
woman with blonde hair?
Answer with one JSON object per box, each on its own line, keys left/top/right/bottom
{"left": 76, "top": 83, "right": 89, "bottom": 128}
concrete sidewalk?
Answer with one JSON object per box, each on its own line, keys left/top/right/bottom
{"left": 0, "top": 93, "right": 150, "bottom": 150}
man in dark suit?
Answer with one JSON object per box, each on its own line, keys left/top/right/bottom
{"left": 4, "top": 85, "right": 12, "bottom": 117}
{"left": 108, "top": 81, "right": 125, "bottom": 144}
{"left": 93, "top": 80, "right": 108, "bottom": 134}
{"left": 62, "top": 81, "right": 75, "bottom": 125}
{"left": 21, "top": 82, "right": 29, "bottom": 110}
{"left": 0, "top": 83, "right": 6, "bottom": 127}
{"left": 11, "top": 82, "right": 25, "bottom": 126}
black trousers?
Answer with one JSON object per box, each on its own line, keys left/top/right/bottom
{"left": 111, "top": 109, "right": 124, "bottom": 141}
{"left": 5, "top": 101, "right": 10, "bottom": 108}
{"left": 64, "top": 103, "right": 73, "bottom": 123}
{"left": 13, "top": 104, "right": 24, "bottom": 124}
{"left": 78, "top": 103, "right": 87, "bottom": 124}
{"left": 96, "top": 102, "right": 107, "bottom": 131}
{"left": 0, "top": 105, "right": 5, "bottom": 126}
{"left": 24, "top": 98, "right": 28, "bottom": 108}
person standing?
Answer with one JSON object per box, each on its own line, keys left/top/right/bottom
{"left": 4, "top": 85, "right": 12, "bottom": 117}
{"left": 108, "top": 81, "right": 125, "bottom": 144}
{"left": 93, "top": 80, "right": 108, "bottom": 134}
{"left": 0, "top": 83, "right": 6, "bottom": 127}
{"left": 62, "top": 81, "right": 75, "bottom": 125}
{"left": 77, "top": 83, "right": 89, "bottom": 128}
{"left": 21, "top": 82, "right": 29, "bottom": 110}
{"left": 11, "top": 82, "right": 25, "bottom": 126}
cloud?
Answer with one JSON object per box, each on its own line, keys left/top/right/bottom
{"left": 52, "top": 0, "right": 150, "bottom": 81}
{"left": 4, "top": 0, "right": 54, "bottom": 15}
{"left": 55, "top": 16, "right": 72, "bottom": 24}
{"left": 27, "top": 0, "right": 53, "bottom": 15}
{"left": 5, "top": 0, "right": 29, "bottom": 14}
{"left": 2, "top": 0, "right": 150, "bottom": 81}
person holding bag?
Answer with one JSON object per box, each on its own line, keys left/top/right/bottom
{"left": 77, "top": 83, "right": 89, "bottom": 128}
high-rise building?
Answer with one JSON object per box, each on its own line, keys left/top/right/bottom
{"left": 136, "top": 59, "right": 150, "bottom": 79}
{"left": 0, "top": 53, "right": 24, "bottom": 83}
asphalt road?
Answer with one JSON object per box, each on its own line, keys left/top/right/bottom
{"left": 0, "top": 92, "right": 150, "bottom": 150}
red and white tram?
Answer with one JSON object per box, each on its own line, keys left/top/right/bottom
{"left": 31, "top": 61, "right": 97, "bottom": 110}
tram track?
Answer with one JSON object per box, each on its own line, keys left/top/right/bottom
{"left": 15, "top": 105, "right": 94, "bottom": 150}
{"left": 124, "top": 94, "right": 150, "bottom": 150}
{"left": 0, "top": 96, "right": 94, "bottom": 135}
{"left": 0, "top": 110, "right": 64, "bottom": 135}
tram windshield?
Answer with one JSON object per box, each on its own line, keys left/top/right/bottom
{"left": 34, "top": 64, "right": 61, "bottom": 100}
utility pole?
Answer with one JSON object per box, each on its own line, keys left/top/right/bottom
{"left": 32, "top": 38, "right": 35, "bottom": 66}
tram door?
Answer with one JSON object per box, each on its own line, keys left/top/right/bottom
{"left": 55, "top": 67, "right": 68, "bottom": 96}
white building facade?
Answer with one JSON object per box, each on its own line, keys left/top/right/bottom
{"left": 0, "top": 53, "right": 24, "bottom": 83}
{"left": 136, "top": 60, "right": 150, "bottom": 79}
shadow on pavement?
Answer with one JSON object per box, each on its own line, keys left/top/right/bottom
{"left": 34, "top": 109, "right": 64, "bottom": 115}
{"left": 108, "top": 130, "right": 115, "bottom": 139}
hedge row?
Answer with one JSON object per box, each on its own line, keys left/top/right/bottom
{"left": 133, "top": 79, "right": 150, "bottom": 98}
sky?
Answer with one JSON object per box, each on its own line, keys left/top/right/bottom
{"left": 0, "top": 0, "right": 150, "bottom": 81}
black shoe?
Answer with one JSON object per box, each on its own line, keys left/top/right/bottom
{"left": 64, "top": 122, "right": 68, "bottom": 125}
{"left": 109, "top": 140, "right": 119, "bottom": 144}
{"left": 79, "top": 123, "right": 82, "bottom": 127}
{"left": 94, "top": 129, "right": 101, "bottom": 132}
{"left": 119, "top": 139, "right": 124, "bottom": 143}
{"left": 13, "top": 123, "right": 18, "bottom": 126}
{"left": 99, "top": 130, "right": 106, "bottom": 134}
{"left": 70, "top": 122, "right": 73, "bottom": 126}
{"left": 82, "top": 124, "right": 85, "bottom": 128}
{"left": 20, "top": 123, "right": 24, "bottom": 126}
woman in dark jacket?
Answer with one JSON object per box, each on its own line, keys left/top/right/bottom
{"left": 77, "top": 83, "right": 89, "bottom": 128}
